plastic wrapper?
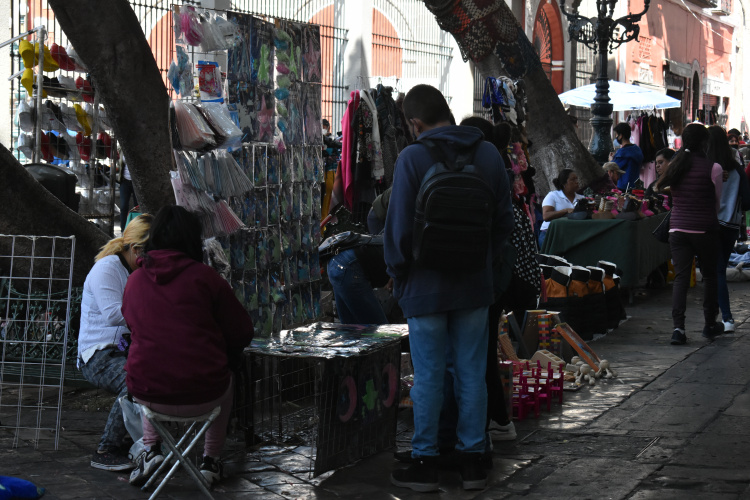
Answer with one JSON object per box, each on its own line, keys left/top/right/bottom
{"left": 253, "top": 145, "right": 267, "bottom": 186}
{"left": 198, "top": 61, "right": 223, "bottom": 102}
{"left": 252, "top": 19, "right": 275, "bottom": 87}
{"left": 174, "top": 100, "right": 216, "bottom": 150}
{"left": 203, "top": 237, "right": 231, "bottom": 282}
{"left": 302, "top": 25, "right": 322, "bottom": 83}
{"left": 268, "top": 186, "right": 280, "bottom": 225}
{"left": 302, "top": 83, "right": 323, "bottom": 145}
{"left": 267, "top": 148, "right": 279, "bottom": 184}
{"left": 180, "top": 7, "right": 204, "bottom": 46}
{"left": 255, "top": 188, "right": 268, "bottom": 226}
{"left": 200, "top": 102, "right": 242, "bottom": 149}
{"left": 200, "top": 12, "right": 227, "bottom": 52}
{"left": 227, "top": 12, "right": 252, "bottom": 82}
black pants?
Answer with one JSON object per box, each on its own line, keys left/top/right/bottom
{"left": 119, "top": 179, "right": 138, "bottom": 231}
{"left": 669, "top": 230, "right": 719, "bottom": 329}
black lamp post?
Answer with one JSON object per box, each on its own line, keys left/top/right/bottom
{"left": 559, "top": 0, "right": 650, "bottom": 163}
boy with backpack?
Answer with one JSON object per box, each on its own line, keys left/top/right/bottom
{"left": 384, "top": 84, "right": 514, "bottom": 492}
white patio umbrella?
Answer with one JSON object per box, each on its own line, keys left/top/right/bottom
{"left": 559, "top": 80, "right": 681, "bottom": 111}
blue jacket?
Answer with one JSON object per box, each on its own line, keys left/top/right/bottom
{"left": 384, "top": 125, "right": 514, "bottom": 318}
{"left": 614, "top": 143, "right": 644, "bottom": 190}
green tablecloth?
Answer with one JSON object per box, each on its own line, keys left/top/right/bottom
{"left": 541, "top": 212, "right": 670, "bottom": 288}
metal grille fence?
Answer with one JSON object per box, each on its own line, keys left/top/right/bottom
{"left": 372, "top": 0, "right": 453, "bottom": 100}
{"left": 0, "top": 235, "right": 75, "bottom": 449}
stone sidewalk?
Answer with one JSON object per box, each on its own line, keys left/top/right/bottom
{"left": 2, "top": 280, "right": 750, "bottom": 499}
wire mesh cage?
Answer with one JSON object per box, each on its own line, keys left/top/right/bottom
{"left": 243, "top": 324, "right": 405, "bottom": 477}
{"left": 0, "top": 235, "right": 76, "bottom": 449}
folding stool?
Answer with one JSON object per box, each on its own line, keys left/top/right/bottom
{"left": 140, "top": 405, "right": 222, "bottom": 500}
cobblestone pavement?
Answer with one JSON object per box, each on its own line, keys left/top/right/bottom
{"left": 2, "top": 280, "right": 750, "bottom": 499}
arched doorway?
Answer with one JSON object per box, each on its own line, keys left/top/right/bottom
{"left": 532, "top": 0, "right": 564, "bottom": 94}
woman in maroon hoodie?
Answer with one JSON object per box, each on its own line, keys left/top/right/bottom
{"left": 122, "top": 206, "right": 253, "bottom": 487}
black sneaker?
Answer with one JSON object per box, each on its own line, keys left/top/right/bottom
{"left": 390, "top": 458, "right": 439, "bottom": 492}
{"left": 670, "top": 328, "right": 687, "bottom": 345}
{"left": 200, "top": 455, "right": 223, "bottom": 486}
{"left": 394, "top": 447, "right": 456, "bottom": 469}
{"left": 90, "top": 448, "right": 135, "bottom": 471}
{"left": 460, "top": 453, "right": 487, "bottom": 490}
{"left": 129, "top": 444, "right": 164, "bottom": 487}
{"left": 702, "top": 322, "right": 724, "bottom": 340}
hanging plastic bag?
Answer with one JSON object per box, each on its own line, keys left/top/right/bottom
{"left": 200, "top": 102, "right": 242, "bottom": 149}
{"left": 180, "top": 7, "right": 203, "bottom": 46}
{"left": 199, "top": 12, "right": 225, "bottom": 53}
{"left": 174, "top": 100, "right": 216, "bottom": 150}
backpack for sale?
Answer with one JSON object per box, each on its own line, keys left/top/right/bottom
{"left": 412, "top": 139, "right": 495, "bottom": 272}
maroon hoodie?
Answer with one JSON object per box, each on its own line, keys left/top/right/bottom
{"left": 123, "top": 249, "right": 253, "bottom": 405}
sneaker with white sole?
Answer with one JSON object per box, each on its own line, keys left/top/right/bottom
{"left": 90, "top": 448, "right": 134, "bottom": 471}
{"left": 129, "top": 444, "right": 164, "bottom": 487}
{"left": 199, "top": 455, "right": 223, "bottom": 486}
{"left": 488, "top": 421, "right": 517, "bottom": 441}
{"left": 723, "top": 319, "right": 735, "bottom": 333}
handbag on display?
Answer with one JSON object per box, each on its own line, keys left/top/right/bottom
{"left": 651, "top": 211, "right": 671, "bottom": 243}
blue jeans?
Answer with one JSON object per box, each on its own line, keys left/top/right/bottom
{"left": 408, "top": 306, "right": 489, "bottom": 457}
{"left": 717, "top": 227, "right": 738, "bottom": 321}
{"left": 80, "top": 348, "right": 129, "bottom": 451}
{"left": 327, "top": 249, "right": 388, "bottom": 324}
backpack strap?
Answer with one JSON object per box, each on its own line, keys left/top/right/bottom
{"left": 417, "top": 139, "right": 479, "bottom": 172}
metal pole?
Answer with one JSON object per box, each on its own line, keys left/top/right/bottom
{"left": 33, "top": 27, "right": 46, "bottom": 163}
{"left": 588, "top": 16, "right": 614, "bottom": 164}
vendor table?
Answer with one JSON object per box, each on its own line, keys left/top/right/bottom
{"left": 541, "top": 212, "right": 670, "bottom": 288}
{"left": 243, "top": 323, "right": 408, "bottom": 476}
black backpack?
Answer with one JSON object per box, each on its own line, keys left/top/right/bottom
{"left": 412, "top": 139, "right": 495, "bottom": 272}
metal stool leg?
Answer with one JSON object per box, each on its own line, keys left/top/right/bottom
{"left": 139, "top": 406, "right": 221, "bottom": 500}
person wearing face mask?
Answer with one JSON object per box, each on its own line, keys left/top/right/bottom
{"left": 609, "top": 122, "right": 644, "bottom": 191}
{"left": 321, "top": 118, "right": 331, "bottom": 139}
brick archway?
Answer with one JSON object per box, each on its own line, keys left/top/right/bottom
{"left": 532, "top": 0, "right": 564, "bottom": 94}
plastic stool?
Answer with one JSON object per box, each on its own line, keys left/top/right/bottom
{"left": 140, "top": 405, "right": 221, "bottom": 500}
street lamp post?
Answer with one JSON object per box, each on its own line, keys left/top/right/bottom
{"left": 559, "top": 0, "right": 650, "bottom": 163}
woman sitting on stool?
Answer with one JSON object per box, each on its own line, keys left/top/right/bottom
{"left": 123, "top": 206, "right": 254, "bottom": 487}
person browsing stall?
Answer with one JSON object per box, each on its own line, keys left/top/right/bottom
{"left": 384, "top": 84, "right": 514, "bottom": 492}
{"left": 78, "top": 214, "right": 152, "bottom": 472}
{"left": 538, "top": 169, "right": 584, "bottom": 248}
{"left": 610, "top": 122, "right": 644, "bottom": 190}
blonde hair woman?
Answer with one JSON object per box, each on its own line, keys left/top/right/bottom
{"left": 78, "top": 213, "right": 152, "bottom": 472}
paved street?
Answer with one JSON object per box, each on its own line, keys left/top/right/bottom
{"left": 2, "top": 280, "right": 750, "bottom": 499}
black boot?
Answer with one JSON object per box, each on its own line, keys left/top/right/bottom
{"left": 460, "top": 453, "right": 487, "bottom": 490}
{"left": 390, "top": 456, "right": 439, "bottom": 492}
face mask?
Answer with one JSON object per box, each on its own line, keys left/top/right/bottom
{"left": 613, "top": 138, "right": 620, "bottom": 147}
{"left": 322, "top": 128, "right": 329, "bottom": 135}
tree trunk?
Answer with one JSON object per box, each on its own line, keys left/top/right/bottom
{"left": 0, "top": 144, "right": 108, "bottom": 287}
{"left": 422, "top": 0, "right": 601, "bottom": 195}
{"left": 48, "top": 0, "right": 175, "bottom": 215}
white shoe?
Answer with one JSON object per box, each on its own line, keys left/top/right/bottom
{"left": 488, "top": 421, "right": 517, "bottom": 441}
{"left": 723, "top": 319, "right": 735, "bottom": 333}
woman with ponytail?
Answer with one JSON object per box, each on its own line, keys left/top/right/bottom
{"left": 78, "top": 213, "right": 153, "bottom": 472}
{"left": 655, "top": 124, "right": 723, "bottom": 345}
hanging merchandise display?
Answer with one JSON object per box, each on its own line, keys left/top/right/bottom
{"left": 169, "top": 5, "right": 324, "bottom": 336}
{"left": 10, "top": 26, "right": 117, "bottom": 234}
{"left": 337, "top": 85, "right": 408, "bottom": 223}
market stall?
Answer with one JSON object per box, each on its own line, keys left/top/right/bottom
{"left": 541, "top": 212, "right": 670, "bottom": 289}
